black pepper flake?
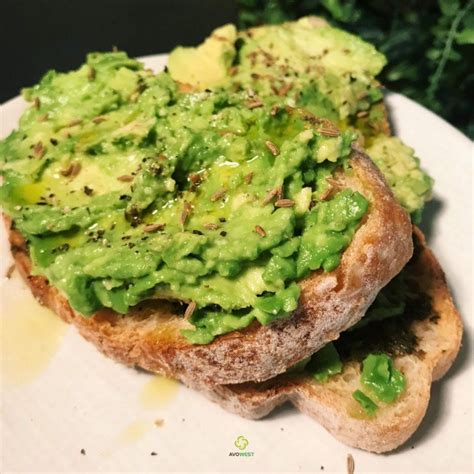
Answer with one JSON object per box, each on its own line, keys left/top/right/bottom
{"left": 128, "top": 242, "right": 135, "bottom": 249}
{"left": 50, "top": 138, "right": 58, "bottom": 146}
{"left": 80, "top": 449, "right": 86, "bottom": 455}
{"left": 192, "top": 229, "right": 203, "bottom": 235}
{"left": 150, "top": 452, "right": 157, "bottom": 456}
{"left": 52, "top": 243, "right": 70, "bottom": 254}
{"left": 218, "top": 217, "right": 226, "bottom": 223}
{"left": 119, "top": 194, "right": 131, "bottom": 201}
{"left": 220, "top": 231, "right": 227, "bottom": 237}
{"left": 83, "top": 186, "right": 94, "bottom": 196}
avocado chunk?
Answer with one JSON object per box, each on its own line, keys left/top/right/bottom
{"left": 168, "top": 24, "right": 237, "bottom": 90}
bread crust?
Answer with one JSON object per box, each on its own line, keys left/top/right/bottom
{"left": 192, "top": 227, "right": 463, "bottom": 452}
{"left": 4, "top": 149, "right": 412, "bottom": 385}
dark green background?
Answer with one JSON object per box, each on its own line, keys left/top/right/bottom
{"left": 1, "top": 0, "right": 472, "bottom": 137}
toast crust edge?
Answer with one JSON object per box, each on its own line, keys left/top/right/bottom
{"left": 192, "top": 227, "right": 463, "bottom": 453}
{"left": 4, "top": 150, "right": 413, "bottom": 385}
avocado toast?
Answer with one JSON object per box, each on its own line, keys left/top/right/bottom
{"left": 194, "top": 227, "right": 462, "bottom": 452}
{"left": 164, "top": 17, "right": 462, "bottom": 452}
{"left": 0, "top": 20, "right": 416, "bottom": 387}
{"left": 0, "top": 16, "right": 461, "bottom": 455}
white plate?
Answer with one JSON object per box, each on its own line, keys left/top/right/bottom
{"left": 1, "top": 54, "right": 472, "bottom": 473}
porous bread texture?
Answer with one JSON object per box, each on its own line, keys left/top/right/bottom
{"left": 5, "top": 148, "right": 412, "bottom": 385}
{"left": 191, "top": 227, "right": 463, "bottom": 453}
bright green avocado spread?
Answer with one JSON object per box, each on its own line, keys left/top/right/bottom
{"left": 0, "top": 18, "right": 433, "bottom": 348}
{"left": 168, "top": 17, "right": 433, "bottom": 218}
{"left": 0, "top": 50, "right": 370, "bottom": 344}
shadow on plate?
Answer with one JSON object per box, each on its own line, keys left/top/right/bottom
{"left": 418, "top": 198, "right": 444, "bottom": 243}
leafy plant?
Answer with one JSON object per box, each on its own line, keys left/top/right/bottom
{"left": 238, "top": 0, "right": 474, "bottom": 137}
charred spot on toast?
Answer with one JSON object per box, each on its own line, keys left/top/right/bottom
{"left": 335, "top": 289, "right": 435, "bottom": 361}
{"left": 334, "top": 234, "right": 436, "bottom": 362}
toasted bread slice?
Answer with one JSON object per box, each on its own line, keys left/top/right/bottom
{"left": 191, "top": 227, "right": 462, "bottom": 452}
{"left": 5, "top": 148, "right": 412, "bottom": 385}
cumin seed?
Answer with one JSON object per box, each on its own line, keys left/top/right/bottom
{"left": 244, "top": 172, "right": 254, "bottom": 184}
{"left": 203, "top": 223, "right": 219, "bottom": 230}
{"left": 5, "top": 263, "right": 15, "bottom": 279}
{"left": 88, "top": 66, "right": 96, "bottom": 81}
{"left": 262, "top": 188, "right": 278, "bottom": 205}
{"left": 61, "top": 162, "right": 81, "bottom": 177}
{"left": 181, "top": 201, "right": 191, "bottom": 227}
{"left": 117, "top": 175, "right": 134, "bottom": 182}
{"left": 319, "top": 127, "right": 340, "bottom": 137}
{"left": 184, "top": 301, "right": 197, "bottom": 319}
{"left": 255, "top": 225, "right": 266, "bottom": 237}
{"left": 143, "top": 223, "right": 165, "bottom": 233}
{"left": 265, "top": 140, "right": 279, "bottom": 156}
{"left": 278, "top": 82, "right": 292, "bottom": 96}
{"left": 275, "top": 198, "right": 294, "bottom": 208}
{"left": 33, "top": 142, "right": 46, "bottom": 158}
{"left": 356, "top": 110, "right": 369, "bottom": 118}
{"left": 211, "top": 188, "right": 227, "bottom": 202}
{"left": 92, "top": 116, "right": 106, "bottom": 124}
{"left": 347, "top": 454, "right": 355, "bottom": 474}
{"left": 246, "top": 99, "right": 263, "bottom": 109}
{"left": 67, "top": 119, "right": 83, "bottom": 128}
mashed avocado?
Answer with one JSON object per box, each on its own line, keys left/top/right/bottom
{"left": 367, "top": 136, "right": 433, "bottom": 220}
{"left": 168, "top": 18, "right": 434, "bottom": 216}
{"left": 169, "top": 17, "right": 386, "bottom": 133}
{"left": 0, "top": 51, "right": 368, "bottom": 344}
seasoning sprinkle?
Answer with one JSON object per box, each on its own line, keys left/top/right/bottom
{"left": 255, "top": 225, "right": 266, "bottom": 237}
{"left": 181, "top": 201, "right": 191, "bottom": 227}
{"left": 244, "top": 172, "right": 254, "bottom": 184}
{"left": 67, "top": 119, "right": 83, "bottom": 128}
{"left": 33, "top": 142, "right": 46, "bottom": 158}
{"left": 92, "top": 115, "right": 106, "bottom": 124}
{"left": 34, "top": 97, "right": 41, "bottom": 109}
{"left": 356, "top": 110, "right": 369, "bottom": 118}
{"left": 211, "top": 188, "right": 227, "bottom": 202}
{"left": 203, "top": 223, "right": 219, "bottom": 230}
{"left": 60, "top": 162, "right": 81, "bottom": 177}
{"left": 88, "top": 66, "right": 96, "bottom": 81}
{"left": 246, "top": 99, "right": 264, "bottom": 109}
{"left": 37, "top": 113, "right": 49, "bottom": 122}
{"left": 347, "top": 454, "right": 355, "bottom": 474}
{"left": 277, "top": 82, "right": 293, "bottom": 96}
{"left": 184, "top": 301, "right": 197, "bottom": 319}
{"left": 276, "top": 185, "right": 283, "bottom": 199}
{"left": 83, "top": 186, "right": 94, "bottom": 196}
{"left": 262, "top": 188, "right": 278, "bottom": 205}
{"left": 265, "top": 140, "right": 279, "bottom": 156}
{"left": 275, "top": 198, "right": 294, "bottom": 208}
{"left": 319, "top": 127, "right": 340, "bottom": 137}
{"left": 5, "top": 263, "right": 15, "bottom": 279}
{"left": 143, "top": 223, "right": 165, "bottom": 233}
{"left": 117, "top": 175, "right": 134, "bottom": 182}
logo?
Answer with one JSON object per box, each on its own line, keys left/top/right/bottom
{"left": 229, "top": 435, "right": 254, "bottom": 457}
{"left": 234, "top": 435, "right": 249, "bottom": 450}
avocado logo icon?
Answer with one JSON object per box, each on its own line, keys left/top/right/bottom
{"left": 234, "top": 435, "right": 249, "bottom": 451}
